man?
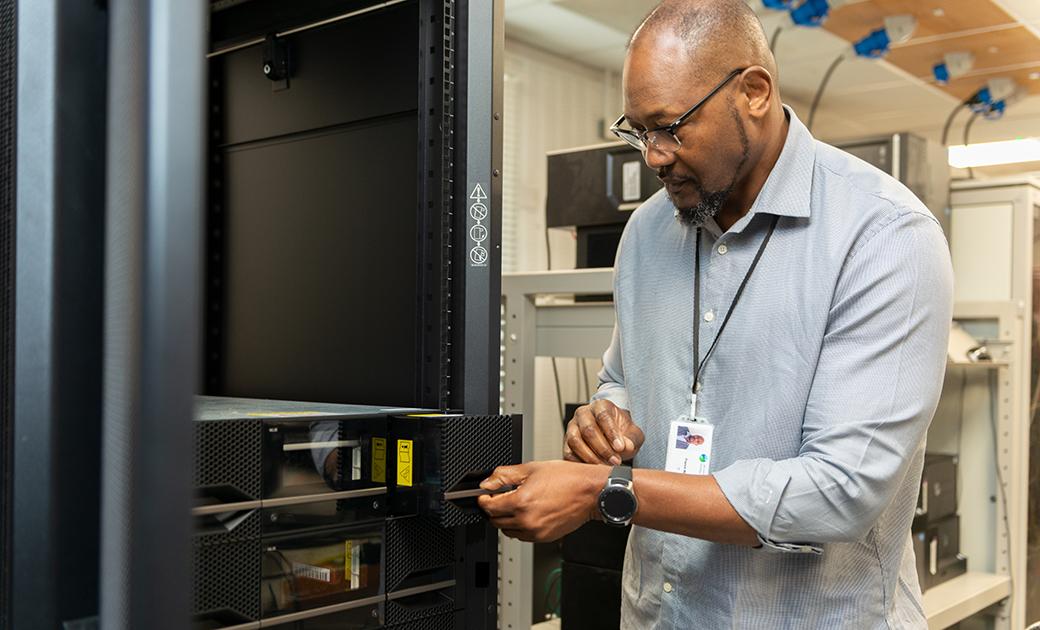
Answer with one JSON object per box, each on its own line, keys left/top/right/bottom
{"left": 479, "top": 0, "right": 952, "bottom": 627}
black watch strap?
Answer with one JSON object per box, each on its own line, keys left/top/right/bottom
{"left": 610, "top": 465, "right": 632, "bottom": 482}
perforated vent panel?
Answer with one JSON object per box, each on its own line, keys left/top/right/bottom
{"left": 192, "top": 539, "right": 261, "bottom": 621}
{"left": 193, "top": 419, "right": 263, "bottom": 500}
{"left": 437, "top": 415, "right": 518, "bottom": 528}
{"left": 194, "top": 509, "right": 262, "bottom": 547}
{"left": 0, "top": 0, "right": 13, "bottom": 625}
{"left": 385, "top": 516, "right": 454, "bottom": 592}
{"left": 385, "top": 596, "right": 454, "bottom": 627}
{"left": 386, "top": 610, "right": 456, "bottom": 630}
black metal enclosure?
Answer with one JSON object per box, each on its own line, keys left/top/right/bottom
{"left": 204, "top": 0, "right": 502, "bottom": 416}
{"left": 4, "top": 0, "right": 504, "bottom": 628}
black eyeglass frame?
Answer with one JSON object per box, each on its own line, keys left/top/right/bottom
{"left": 611, "top": 67, "right": 748, "bottom": 153}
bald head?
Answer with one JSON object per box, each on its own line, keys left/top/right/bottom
{"left": 620, "top": 0, "right": 789, "bottom": 229}
{"left": 631, "top": 0, "right": 777, "bottom": 81}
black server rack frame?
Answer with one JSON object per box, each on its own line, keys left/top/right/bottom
{"left": 201, "top": 1, "right": 505, "bottom": 629}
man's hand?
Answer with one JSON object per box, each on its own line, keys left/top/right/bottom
{"left": 564, "top": 400, "right": 644, "bottom": 465}
{"left": 478, "top": 461, "right": 610, "bottom": 543}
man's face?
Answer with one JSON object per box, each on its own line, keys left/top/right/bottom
{"left": 622, "top": 39, "right": 751, "bottom": 225}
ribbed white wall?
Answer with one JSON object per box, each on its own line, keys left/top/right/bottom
{"left": 503, "top": 37, "right": 622, "bottom": 273}
{"left": 502, "top": 38, "right": 622, "bottom": 460}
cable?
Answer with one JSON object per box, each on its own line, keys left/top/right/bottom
{"left": 940, "top": 101, "right": 967, "bottom": 146}
{"left": 807, "top": 54, "right": 845, "bottom": 134}
{"left": 769, "top": 25, "right": 783, "bottom": 52}
{"left": 962, "top": 111, "right": 979, "bottom": 179}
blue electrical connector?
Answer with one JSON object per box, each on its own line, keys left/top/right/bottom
{"left": 969, "top": 87, "right": 993, "bottom": 114}
{"left": 933, "top": 63, "right": 950, "bottom": 84}
{"left": 853, "top": 27, "right": 890, "bottom": 57}
{"left": 763, "top": 0, "right": 794, "bottom": 9}
{"left": 984, "top": 100, "right": 1006, "bottom": 120}
{"left": 790, "top": 0, "right": 830, "bottom": 26}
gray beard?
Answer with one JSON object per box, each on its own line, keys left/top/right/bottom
{"left": 673, "top": 102, "right": 750, "bottom": 227}
{"left": 673, "top": 182, "right": 734, "bottom": 226}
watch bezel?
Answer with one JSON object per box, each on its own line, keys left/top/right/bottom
{"left": 598, "top": 481, "right": 637, "bottom": 526}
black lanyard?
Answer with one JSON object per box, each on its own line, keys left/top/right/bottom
{"left": 693, "top": 215, "right": 780, "bottom": 396}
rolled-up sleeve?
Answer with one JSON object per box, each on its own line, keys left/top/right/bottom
{"left": 714, "top": 211, "right": 953, "bottom": 544}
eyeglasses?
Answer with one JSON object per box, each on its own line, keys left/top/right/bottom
{"left": 610, "top": 67, "right": 747, "bottom": 154}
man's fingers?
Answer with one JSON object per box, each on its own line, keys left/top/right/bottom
{"left": 478, "top": 493, "right": 515, "bottom": 518}
{"left": 617, "top": 423, "right": 644, "bottom": 460}
{"left": 625, "top": 420, "right": 645, "bottom": 450}
{"left": 565, "top": 425, "right": 609, "bottom": 464}
{"left": 592, "top": 403, "right": 625, "bottom": 452}
{"left": 480, "top": 464, "right": 528, "bottom": 490}
{"left": 575, "top": 407, "right": 620, "bottom": 464}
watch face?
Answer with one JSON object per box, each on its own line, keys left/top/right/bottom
{"left": 601, "top": 486, "right": 636, "bottom": 522}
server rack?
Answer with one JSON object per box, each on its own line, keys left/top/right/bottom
{"left": 9, "top": 1, "right": 109, "bottom": 628}
{"left": 5, "top": 0, "right": 506, "bottom": 628}
{"left": 200, "top": 2, "right": 505, "bottom": 627}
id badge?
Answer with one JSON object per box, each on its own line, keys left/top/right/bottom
{"left": 665, "top": 417, "right": 714, "bottom": 476}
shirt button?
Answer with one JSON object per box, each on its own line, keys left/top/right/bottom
{"left": 663, "top": 582, "right": 673, "bottom": 593}
{"left": 704, "top": 310, "right": 715, "bottom": 322}
{"left": 717, "top": 244, "right": 728, "bottom": 255}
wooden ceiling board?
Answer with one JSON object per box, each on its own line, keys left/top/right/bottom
{"left": 943, "top": 65, "right": 1040, "bottom": 100}
{"left": 824, "top": 0, "right": 1016, "bottom": 42}
{"left": 886, "top": 26, "right": 1040, "bottom": 78}
{"left": 819, "top": 0, "right": 1040, "bottom": 101}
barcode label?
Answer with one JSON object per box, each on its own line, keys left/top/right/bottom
{"left": 292, "top": 562, "right": 332, "bottom": 583}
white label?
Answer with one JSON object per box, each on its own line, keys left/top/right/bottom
{"left": 292, "top": 562, "right": 332, "bottom": 583}
{"left": 468, "top": 183, "right": 490, "bottom": 267}
{"left": 351, "top": 446, "right": 362, "bottom": 481}
{"left": 350, "top": 541, "right": 361, "bottom": 590}
{"left": 622, "top": 161, "right": 641, "bottom": 202}
{"left": 665, "top": 418, "right": 714, "bottom": 475}
{"left": 929, "top": 537, "right": 938, "bottom": 575}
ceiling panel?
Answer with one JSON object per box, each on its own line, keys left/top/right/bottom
{"left": 887, "top": 25, "right": 1039, "bottom": 78}
{"left": 555, "top": 0, "right": 659, "bottom": 35}
{"left": 825, "top": 0, "right": 1016, "bottom": 41}
{"left": 504, "top": 0, "right": 1040, "bottom": 144}
{"left": 944, "top": 65, "right": 1040, "bottom": 100}
{"left": 823, "top": 0, "right": 1040, "bottom": 101}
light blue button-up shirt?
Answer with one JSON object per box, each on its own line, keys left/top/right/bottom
{"left": 592, "top": 106, "right": 953, "bottom": 629}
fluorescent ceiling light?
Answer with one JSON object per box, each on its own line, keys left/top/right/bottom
{"left": 948, "top": 138, "right": 1040, "bottom": 168}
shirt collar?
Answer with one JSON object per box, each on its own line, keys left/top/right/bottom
{"left": 693, "top": 104, "right": 816, "bottom": 236}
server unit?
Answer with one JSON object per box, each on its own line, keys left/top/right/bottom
{"left": 912, "top": 454, "right": 967, "bottom": 592}
{"left": 544, "top": 132, "right": 950, "bottom": 272}
{"left": 546, "top": 143, "right": 660, "bottom": 271}
{"left": 196, "top": 1, "right": 506, "bottom": 628}
{"left": 191, "top": 398, "right": 521, "bottom": 628}
{"left": 835, "top": 133, "right": 950, "bottom": 235}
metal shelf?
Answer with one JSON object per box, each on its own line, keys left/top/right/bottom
{"left": 924, "top": 572, "right": 1011, "bottom": 629}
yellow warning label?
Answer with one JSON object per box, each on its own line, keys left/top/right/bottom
{"left": 372, "top": 437, "right": 386, "bottom": 483}
{"left": 396, "top": 439, "right": 413, "bottom": 487}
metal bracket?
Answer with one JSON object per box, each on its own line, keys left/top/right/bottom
{"left": 261, "top": 33, "right": 290, "bottom": 87}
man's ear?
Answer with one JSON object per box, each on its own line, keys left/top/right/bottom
{"left": 741, "top": 66, "right": 774, "bottom": 120}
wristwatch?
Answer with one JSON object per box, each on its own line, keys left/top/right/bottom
{"left": 598, "top": 465, "right": 638, "bottom": 527}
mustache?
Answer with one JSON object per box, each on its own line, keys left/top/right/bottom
{"left": 657, "top": 168, "right": 695, "bottom": 185}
